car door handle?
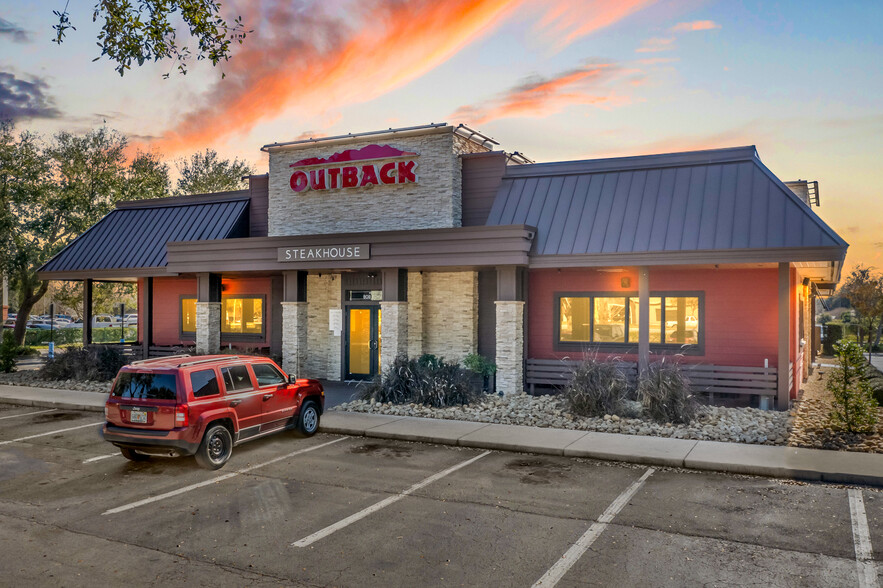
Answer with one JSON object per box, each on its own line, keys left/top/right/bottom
{"left": 229, "top": 400, "right": 241, "bottom": 407}
{"left": 263, "top": 393, "right": 274, "bottom": 401}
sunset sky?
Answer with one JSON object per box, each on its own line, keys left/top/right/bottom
{"left": 2, "top": 0, "right": 881, "bottom": 272}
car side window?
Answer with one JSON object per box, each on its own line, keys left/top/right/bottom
{"left": 221, "top": 365, "right": 253, "bottom": 392}
{"left": 190, "top": 369, "right": 220, "bottom": 398}
{"left": 252, "top": 363, "right": 286, "bottom": 387}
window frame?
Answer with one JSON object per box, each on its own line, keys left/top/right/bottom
{"left": 251, "top": 362, "right": 287, "bottom": 388}
{"left": 179, "top": 293, "right": 267, "bottom": 342}
{"left": 554, "top": 290, "right": 705, "bottom": 355}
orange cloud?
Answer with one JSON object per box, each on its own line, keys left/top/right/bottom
{"left": 635, "top": 37, "right": 676, "bottom": 53}
{"left": 147, "top": 0, "right": 661, "bottom": 154}
{"left": 450, "top": 63, "right": 634, "bottom": 125}
{"left": 535, "top": 0, "right": 660, "bottom": 47}
{"left": 670, "top": 20, "right": 720, "bottom": 32}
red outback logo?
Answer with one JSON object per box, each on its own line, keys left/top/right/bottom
{"left": 289, "top": 144, "right": 418, "bottom": 192}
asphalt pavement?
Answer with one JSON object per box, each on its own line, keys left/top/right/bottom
{"left": 0, "top": 403, "right": 879, "bottom": 587}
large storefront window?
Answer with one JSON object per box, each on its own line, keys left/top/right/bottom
{"left": 180, "top": 296, "right": 265, "bottom": 339}
{"left": 557, "top": 293, "right": 701, "bottom": 349}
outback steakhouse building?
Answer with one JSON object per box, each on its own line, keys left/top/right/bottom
{"left": 40, "top": 123, "right": 847, "bottom": 410}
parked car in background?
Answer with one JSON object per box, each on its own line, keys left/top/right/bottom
{"left": 103, "top": 355, "right": 324, "bottom": 469}
{"left": 92, "top": 315, "right": 115, "bottom": 328}
{"left": 2, "top": 319, "right": 14, "bottom": 329}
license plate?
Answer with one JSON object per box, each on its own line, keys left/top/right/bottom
{"left": 130, "top": 409, "right": 148, "bottom": 424}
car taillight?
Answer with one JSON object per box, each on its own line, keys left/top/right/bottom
{"left": 175, "top": 407, "right": 188, "bottom": 427}
{"left": 104, "top": 406, "right": 109, "bottom": 419}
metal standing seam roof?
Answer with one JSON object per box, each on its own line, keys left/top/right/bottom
{"left": 485, "top": 146, "right": 848, "bottom": 257}
{"left": 40, "top": 199, "right": 249, "bottom": 274}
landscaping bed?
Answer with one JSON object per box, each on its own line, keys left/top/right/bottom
{"left": 789, "top": 365, "right": 883, "bottom": 453}
{"left": 0, "top": 370, "right": 110, "bottom": 393}
{"left": 336, "top": 393, "right": 792, "bottom": 446}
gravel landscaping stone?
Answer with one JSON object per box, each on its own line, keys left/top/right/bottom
{"left": 0, "top": 371, "right": 111, "bottom": 394}
{"left": 335, "top": 393, "right": 792, "bottom": 446}
{"left": 788, "top": 364, "right": 883, "bottom": 453}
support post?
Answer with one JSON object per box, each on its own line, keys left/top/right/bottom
{"left": 638, "top": 266, "right": 650, "bottom": 377}
{"left": 196, "top": 273, "right": 221, "bottom": 355}
{"left": 141, "top": 277, "right": 153, "bottom": 360}
{"left": 777, "top": 262, "right": 790, "bottom": 410}
{"left": 83, "top": 279, "right": 93, "bottom": 345}
{"left": 1, "top": 274, "right": 7, "bottom": 322}
{"left": 281, "top": 271, "right": 308, "bottom": 376}
{"left": 380, "top": 268, "right": 408, "bottom": 372}
{"left": 495, "top": 266, "right": 524, "bottom": 395}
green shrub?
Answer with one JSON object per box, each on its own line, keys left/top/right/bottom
{"left": 638, "top": 359, "right": 698, "bottom": 424}
{"left": 360, "top": 355, "right": 482, "bottom": 407}
{"left": 462, "top": 353, "right": 497, "bottom": 378}
{"left": 863, "top": 361, "right": 883, "bottom": 406}
{"left": 0, "top": 331, "right": 18, "bottom": 373}
{"left": 828, "top": 340, "right": 879, "bottom": 433}
{"left": 41, "top": 345, "right": 129, "bottom": 382}
{"left": 23, "top": 327, "right": 137, "bottom": 346}
{"left": 564, "top": 356, "right": 630, "bottom": 417}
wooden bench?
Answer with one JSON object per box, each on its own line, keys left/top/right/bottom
{"left": 525, "top": 358, "right": 777, "bottom": 403}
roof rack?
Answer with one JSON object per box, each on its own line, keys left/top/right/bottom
{"left": 179, "top": 356, "right": 245, "bottom": 368}
{"left": 130, "top": 354, "right": 191, "bottom": 365}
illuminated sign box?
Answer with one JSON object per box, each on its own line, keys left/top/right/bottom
{"left": 289, "top": 144, "right": 418, "bottom": 193}
{"left": 277, "top": 244, "right": 370, "bottom": 262}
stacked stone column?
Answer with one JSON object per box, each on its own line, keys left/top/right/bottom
{"left": 495, "top": 300, "right": 524, "bottom": 395}
{"left": 380, "top": 301, "right": 408, "bottom": 371}
{"left": 195, "top": 302, "right": 221, "bottom": 354}
{"left": 281, "top": 301, "right": 308, "bottom": 376}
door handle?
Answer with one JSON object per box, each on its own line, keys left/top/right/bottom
{"left": 229, "top": 400, "right": 241, "bottom": 407}
{"left": 263, "top": 393, "right": 274, "bottom": 401}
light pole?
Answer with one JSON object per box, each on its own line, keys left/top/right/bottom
{"left": 48, "top": 302, "right": 55, "bottom": 359}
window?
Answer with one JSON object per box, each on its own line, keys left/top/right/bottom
{"left": 181, "top": 298, "right": 196, "bottom": 333}
{"left": 557, "top": 292, "right": 702, "bottom": 349}
{"left": 252, "top": 363, "right": 286, "bottom": 387}
{"left": 221, "top": 365, "right": 253, "bottom": 392}
{"left": 190, "top": 369, "right": 220, "bottom": 398}
{"left": 112, "top": 373, "right": 178, "bottom": 400}
{"left": 222, "top": 297, "right": 263, "bottom": 336}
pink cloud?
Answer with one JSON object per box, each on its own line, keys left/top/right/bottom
{"left": 635, "top": 37, "right": 676, "bottom": 53}
{"left": 670, "top": 20, "right": 721, "bottom": 32}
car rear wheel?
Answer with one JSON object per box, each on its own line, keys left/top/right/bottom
{"left": 119, "top": 447, "right": 149, "bottom": 462}
{"left": 295, "top": 400, "right": 320, "bottom": 437}
{"left": 195, "top": 424, "right": 233, "bottom": 470}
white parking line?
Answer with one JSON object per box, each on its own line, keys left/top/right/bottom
{"left": 848, "top": 488, "right": 880, "bottom": 588}
{"left": 0, "top": 408, "right": 57, "bottom": 421}
{"left": 0, "top": 421, "right": 103, "bottom": 446}
{"left": 532, "top": 467, "right": 656, "bottom": 588}
{"left": 102, "top": 437, "right": 346, "bottom": 516}
{"left": 83, "top": 453, "right": 120, "bottom": 464}
{"left": 293, "top": 450, "right": 492, "bottom": 548}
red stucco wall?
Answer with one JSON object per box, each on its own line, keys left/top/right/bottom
{"left": 528, "top": 267, "right": 781, "bottom": 368}
{"left": 148, "top": 276, "right": 273, "bottom": 348}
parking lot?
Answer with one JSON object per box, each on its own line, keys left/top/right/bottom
{"left": 0, "top": 402, "right": 880, "bottom": 587}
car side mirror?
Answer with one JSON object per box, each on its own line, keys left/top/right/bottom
{"left": 288, "top": 374, "right": 298, "bottom": 385}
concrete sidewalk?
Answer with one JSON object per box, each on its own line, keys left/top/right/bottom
{"left": 1, "top": 383, "right": 881, "bottom": 486}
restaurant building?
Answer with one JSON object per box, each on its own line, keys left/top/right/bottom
{"left": 39, "top": 123, "right": 847, "bottom": 409}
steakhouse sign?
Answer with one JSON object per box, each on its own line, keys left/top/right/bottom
{"left": 289, "top": 144, "right": 418, "bottom": 193}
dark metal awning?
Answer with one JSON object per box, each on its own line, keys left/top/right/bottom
{"left": 39, "top": 198, "right": 250, "bottom": 280}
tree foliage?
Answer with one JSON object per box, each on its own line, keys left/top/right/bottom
{"left": 52, "top": 1, "right": 250, "bottom": 77}
{"left": 828, "top": 339, "right": 879, "bottom": 433}
{"left": 175, "top": 148, "right": 253, "bottom": 195}
{"left": 0, "top": 122, "right": 170, "bottom": 344}
{"left": 838, "top": 265, "right": 883, "bottom": 351}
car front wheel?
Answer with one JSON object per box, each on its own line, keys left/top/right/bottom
{"left": 195, "top": 424, "right": 233, "bottom": 470}
{"left": 295, "top": 401, "right": 320, "bottom": 437}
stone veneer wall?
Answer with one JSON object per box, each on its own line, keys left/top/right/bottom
{"left": 379, "top": 301, "right": 408, "bottom": 371}
{"left": 304, "top": 274, "right": 341, "bottom": 380}
{"left": 407, "top": 271, "right": 424, "bottom": 358}
{"left": 419, "top": 271, "right": 478, "bottom": 361}
{"left": 281, "top": 302, "right": 307, "bottom": 377}
{"left": 195, "top": 302, "right": 220, "bottom": 354}
{"left": 495, "top": 301, "right": 524, "bottom": 395}
{"left": 267, "top": 128, "right": 489, "bottom": 236}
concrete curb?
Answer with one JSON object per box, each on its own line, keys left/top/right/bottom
{"left": 320, "top": 411, "right": 883, "bottom": 487}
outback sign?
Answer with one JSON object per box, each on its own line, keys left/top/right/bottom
{"left": 289, "top": 144, "right": 418, "bottom": 193}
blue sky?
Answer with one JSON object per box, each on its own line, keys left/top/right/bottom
{"left": 1, "top": 0, "right": 881, "bottom": 268}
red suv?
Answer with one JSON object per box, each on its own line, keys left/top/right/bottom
{"left": 103, "top": 355, "right": 324, "bottom": 469}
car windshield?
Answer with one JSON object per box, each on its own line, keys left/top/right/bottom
{"left": 112, "top": 372, "right": 178, "bottom": 400}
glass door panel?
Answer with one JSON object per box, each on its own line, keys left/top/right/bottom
{"left": 348, "top": 308, "right": 372, "bottom": 376}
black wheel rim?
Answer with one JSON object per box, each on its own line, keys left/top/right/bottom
{"left": 303, "top": 407, "right": 318, "bottom": 433}
{"left": 208, "top": 430, "right": 229, "bottom": 463}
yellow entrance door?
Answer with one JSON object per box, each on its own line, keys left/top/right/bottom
{"left": 348, "top": 308, "right": 372, "bottom": 376}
